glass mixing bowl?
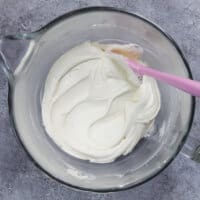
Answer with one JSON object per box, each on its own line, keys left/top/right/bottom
{"left": 0, "top": 7, "right": 196, "bottom": 192}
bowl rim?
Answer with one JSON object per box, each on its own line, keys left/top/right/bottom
{"left": 8, "top": 6, "right": 195, "bottom": 193}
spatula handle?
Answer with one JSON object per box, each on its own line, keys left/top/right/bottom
{"left": 127, "top": 59, "right": 200, "bottom": 97}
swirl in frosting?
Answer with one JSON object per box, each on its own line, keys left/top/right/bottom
{"left": 42, "top": 42, "right": 161, "bottom": 163}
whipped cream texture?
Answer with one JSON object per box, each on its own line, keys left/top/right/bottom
{"left": 42, "top": 42, "right": 161, "bottom": 163}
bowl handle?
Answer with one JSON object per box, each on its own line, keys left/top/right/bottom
{"left": 181, "top": 136, "right": 200, "bottom": 162}
{"left": 0, "top": 33, "right": 37, "bottom": 86}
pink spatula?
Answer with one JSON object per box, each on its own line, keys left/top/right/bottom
{"left": 101, "top": 43, "right": 200, "bottom": 97}
{"left": 126, "top": 59, "right": 200, "bottom": 97}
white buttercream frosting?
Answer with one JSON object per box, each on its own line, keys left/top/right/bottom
{"left": 42, "top": 42, "right": 161, "bottom": 163}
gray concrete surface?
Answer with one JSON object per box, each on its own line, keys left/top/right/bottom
{"left": 0, "top": 0, "right": 200, "bottom": 199}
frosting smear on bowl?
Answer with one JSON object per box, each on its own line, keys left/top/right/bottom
{"left": 42, "top": 42, "right": 161, "bottom": 163}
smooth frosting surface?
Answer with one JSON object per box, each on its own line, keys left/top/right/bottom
{"left": 42, "top": 42, "right": 161, "bottom": 163}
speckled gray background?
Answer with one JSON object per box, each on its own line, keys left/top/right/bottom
{"left": 0, "top": 0, "right": 200, "bottom": 200}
